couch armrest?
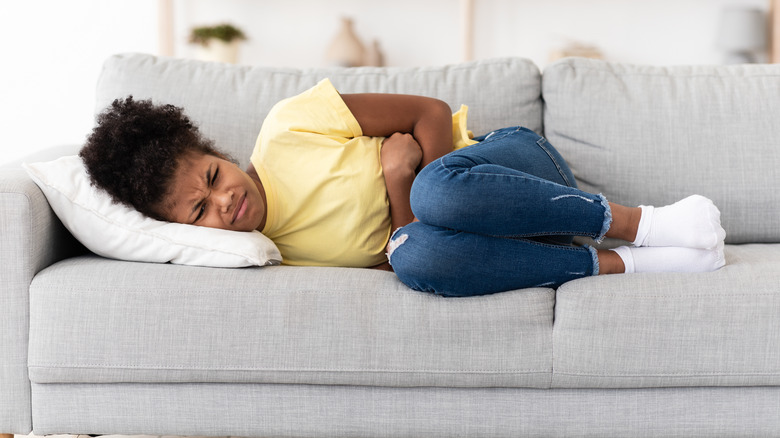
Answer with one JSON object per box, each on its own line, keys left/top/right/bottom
{"left": 4, "top": 144, "right": 81, "bottom": 169}
{"left": 0, "top": 167, "right": 80, "bottom": 433}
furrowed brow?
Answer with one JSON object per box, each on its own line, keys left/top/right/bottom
{"left": 186, "top": 164, "right": 213, "bottom": 222}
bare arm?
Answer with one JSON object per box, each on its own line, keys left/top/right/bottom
{"left": 340, "top": 93, "right": 453, "bottom": 169}
{"left": 368, "top": 133, "right": 421, "bottom": 272}
{"left": 341, "top": 92, "right": 453, "bottom": 225}
{"left": 381, "top": 132, "right": 421, "bottom": 230}
{"left": 340, "top": 93, "right": 452, "bottom": 271}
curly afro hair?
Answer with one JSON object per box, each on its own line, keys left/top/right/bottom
{"left": 80, "top": 96, "right": 224, "bottom": 221}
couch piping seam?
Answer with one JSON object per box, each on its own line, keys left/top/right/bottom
{"left": 553, "top": 371, "right": 780, "bottom": 377}
{"left": 28, "top": 364, "right": 549, "bottom": 374}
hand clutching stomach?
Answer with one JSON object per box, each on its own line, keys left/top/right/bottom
{"left": 372, "top": 132, "right": 423, "bottom": 271}
{"left": 381, "top": 132, "right": 423, "bottom": 174}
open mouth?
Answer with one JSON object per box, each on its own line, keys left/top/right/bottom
{"left": 232, "top": 193, "right": 247, "bottom": 224}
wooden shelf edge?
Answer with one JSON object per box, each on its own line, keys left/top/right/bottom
{"left": 772, "top": 0, "right": 780, "bottom": 62}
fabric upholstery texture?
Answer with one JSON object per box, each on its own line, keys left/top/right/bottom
{"left": 32, "top": 383, "right": 780, "bottom": 438}
{"left": 4, "top": 54, "right": 780, "bottom": 437}
{"left": 96, "top": 54, "right": 542, "bottom": 169}
{"left": 28, "top": 256, "right": 554, "bottom": 388}
{"left": 0, "top": 168, "right": 76, "bottom": 433}
{"left": 553, "top": 244, "right": 780, "bottom": 388}
{"left": 28, "top": 246, "right": 778, "bottom": 390}
{"left": 542, "top": 58, "right": 780, "bottom": 243}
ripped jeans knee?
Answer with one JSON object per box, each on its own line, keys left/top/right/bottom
{"left": 386, "top": 228, "right": 409, "bottom": 260}
{"left": 386, "top": 222, "right": 449, "bottom": 294}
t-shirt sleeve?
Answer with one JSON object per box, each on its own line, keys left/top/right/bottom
{"left": 265, "top": 78, "right": 363, "bottom": 139}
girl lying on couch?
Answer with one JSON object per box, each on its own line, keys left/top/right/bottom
{"left": 79, "top": 79, "right": 726, "bottom": 296}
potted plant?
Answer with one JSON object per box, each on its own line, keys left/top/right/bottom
{"left": 189, "top": 23, "right": 247, "bottom": 64}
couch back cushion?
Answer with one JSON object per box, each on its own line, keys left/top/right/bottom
{"left": 96, "top": 54, "right": 542, "bottom": 170}
{"left": 543, "top": 58, "right": 780, "bottom": 244}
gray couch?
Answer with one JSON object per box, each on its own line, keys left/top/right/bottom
{"left": 2, "top": 53, "right": 780, "bottom": 438}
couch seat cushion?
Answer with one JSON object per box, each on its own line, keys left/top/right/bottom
{"left": 552, "top": 244, "right": 780, "bottom": 388}
{"left": 29, "top": 256, "right": 554, "bottom": 388}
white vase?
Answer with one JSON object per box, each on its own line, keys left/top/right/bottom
{"left": 325, "top": 18, "right": 365, "bottom": 67}
{"left": 195, "top": 39, "right": 240, "bottom": 64}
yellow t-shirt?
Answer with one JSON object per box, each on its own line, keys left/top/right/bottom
{"left": 251, "top": 78, "right": 477, "bottom": 267}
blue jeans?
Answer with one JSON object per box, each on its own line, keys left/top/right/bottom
{"left": 387, "top": 127, "right": 612, "bottom": 297}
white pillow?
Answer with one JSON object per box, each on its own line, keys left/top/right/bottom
{"left": 23, "top": 155, "right": 282, "bottom": 268}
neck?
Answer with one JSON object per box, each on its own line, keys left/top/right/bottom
{"left": 246, "top": 163, "right": 268, "bottom": 231}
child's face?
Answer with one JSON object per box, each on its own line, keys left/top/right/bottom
{"left": 161, "top": 152, "right": 267, "bottom": 232}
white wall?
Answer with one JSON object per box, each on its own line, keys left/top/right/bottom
{"left": 0, "top": 0, "right": 157, "bottom": 166}
{"left": 474, "top": 0, "right": 768, "bottom": 67}
{"left": 175, "top": 0, "right": 768, "bottom": 68}
{"left": 0, "top": 0, "right": 771, "bottom": 166}
{"left": 173, "top": 0, "right": 464, "bottom": 68}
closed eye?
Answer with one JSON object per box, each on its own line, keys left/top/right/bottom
{"left": 192, "top": 164, "right": 219, "bottom": 223}
{"left": 194, "top": 203, "right": 206, "bottom": 223}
